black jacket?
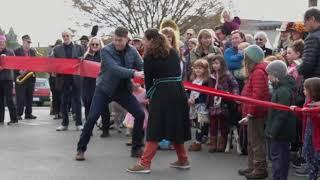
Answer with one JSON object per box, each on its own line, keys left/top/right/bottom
{"left": 52, "top": 43, "right": 84, "bottom": 90}
{"left": 0, "top": 49, "right": 15, "bottom": 80}
{"left": 14, "top": 47, "right": 37, "bottom": 83}
{"left": 298, "top": 28, "right": 320, "bottom": 79}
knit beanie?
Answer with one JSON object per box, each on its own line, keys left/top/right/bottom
{"left": 244, "top": 45, "right": 265, "bottom": 64}
{"left": 0, "top": 35, "right": 6, "bottom": 42}
{"left": 266, "top": 60, "right": 288, "bottom": 79}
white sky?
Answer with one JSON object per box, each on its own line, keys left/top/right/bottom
{"left": 0, "top": 0, "right": 316, "bottom": 46}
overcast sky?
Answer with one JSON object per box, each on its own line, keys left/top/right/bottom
{"left": 0, "top": 0, "right": 315, "bottom": 46}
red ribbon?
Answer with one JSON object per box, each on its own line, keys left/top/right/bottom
{"left": 1, "top": 56, "right": 319, "bottom": 113}
{"left": 0, "top": 56, "right": 100, "bottom": 78}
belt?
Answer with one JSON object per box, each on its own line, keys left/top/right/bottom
{"left": 146, "top": 76, "right": 182, "bottom": 99}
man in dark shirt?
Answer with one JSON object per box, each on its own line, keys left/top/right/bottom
{"left": 0, "top": 35, "right": 18, "bottom": 125}
{"left": 14, "top": 35, "right": 37, "bottom": 120}
{"left": 52, "top": 31, "right": 84, "bottom": 131}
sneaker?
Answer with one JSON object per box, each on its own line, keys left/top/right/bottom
{"left": 25, "top": 114, "right": 37, "bottom": 120}
{"left": 75, "top": 151, "right": 85, "bottom": 161}
{"left": 238, "top": 168, "right": 253, "bottom": 176}
{"left": 126, "top": 139, "right": 132, "bottom": 146}
{"left": 53, "top": 114, "right": 62, "bottom": 120}
{"left": 56, "top": 125, "right": 68, "bottom": 131}
{"left": 170, "top": 160, "right": 191, "bottom": 169}
{"left": 292, "top": 157, "right": 306, "bottom": 169}
{"left": 7, "top": 121, "right": 18, "bottom": 126}
{"left": 17, "top": 116, "right": 22, "bottom": 121}
{"left": 126, "top": 163, "right": 151, "bottom": 174}
{"left": 76, "top": 125, "right": 83, "bottom": 131}
{"left": 295, "top": 165, "right": 308, "bottom": 177}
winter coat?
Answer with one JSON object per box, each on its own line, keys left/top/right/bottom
{"left": 298, "top": 27, "right": 320, "bottom": 79}
{"left": 224, "top": 47, "right": 244, "bottom": 71}
{"left": 190, "top": 45, "right": 222, "bottom": 65}
{"left": 265, "top": 75, "right": 297, "bottom": 142}
{"left": 241, "top": 62, "right": 270, "bottom": 118}
{"left": 0, "top": 49, "right": 14, "bottom": 80}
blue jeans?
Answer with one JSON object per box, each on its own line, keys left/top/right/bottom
{"left": 270, "top": 140, "right": 290, "bottom": 180}
{"left": 77, "top": 86, "right": 145, "bottom": 152}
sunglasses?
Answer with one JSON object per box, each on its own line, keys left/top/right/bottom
{"left": 26, "top": 41, "right": 32, "bottom": 44}
{"left": 255, "top": 38, "right": 264, "bottom": 41}
{"left": 90, "top": 43, "right": 100, "bottom": 47}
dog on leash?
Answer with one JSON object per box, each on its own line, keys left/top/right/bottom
{"left": 225, "top": 126, "right": 242, "bottom": 155}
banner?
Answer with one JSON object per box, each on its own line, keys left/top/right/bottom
{"left": 1, "top": 56, "right": 318, "bottom": 113}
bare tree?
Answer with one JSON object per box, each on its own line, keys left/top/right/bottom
{"left": 71, "top": 0, "right": 221, "bottom": 35}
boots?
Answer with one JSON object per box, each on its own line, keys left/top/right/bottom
{"left": 188, "top": 142, "right": 202, "bottom": 151}
{"left": 245, "top": 169, "right": 268, "bottom": 179}
{"left": 100, "top": 129, "right": 110, "bottom": 138}
{"left": 217, "top": 136, "right": 226, "bottom": 152}
{"left": 208, "top": 136, "right": 217, "bottom": 153}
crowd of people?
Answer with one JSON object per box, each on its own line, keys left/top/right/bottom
{"left": 1, "top": 7, "right": 320, "bottom": 180}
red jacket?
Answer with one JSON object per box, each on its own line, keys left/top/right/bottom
{"left": 241, "top": 62, "right": 270, "bottom": 118}
{"left": 301, "top": 100, "right": 320, "bottom": 151}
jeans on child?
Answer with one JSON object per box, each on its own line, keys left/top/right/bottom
{"left": 270, "top": 140, "right": 290, "bottom": 180}
{"left": 303, "top": 119, "right": 319, "bottom": 180}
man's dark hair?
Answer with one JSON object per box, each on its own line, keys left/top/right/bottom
{"left": 304, "top": 7, "right": 320, "bottom": 22}
{"left": 214, "top": 25, "right": 228, "bottom": 35}
{"left": 114, "top": 27, "right": 129, "bottom": 37}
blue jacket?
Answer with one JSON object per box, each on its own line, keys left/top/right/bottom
{"left": 224, "top": 47, "right": 244, "bottom": 71}
{"left": 97, "top": 43, "right": 143, "bottom": 96}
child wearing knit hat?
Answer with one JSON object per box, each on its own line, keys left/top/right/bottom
{"left": 265, "top": 60, "right": 297, "bottom": 180}
{"left": 239, "top": 45, "right": 270, "bottom": 179}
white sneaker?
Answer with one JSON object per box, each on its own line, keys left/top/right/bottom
{"left": 76, "top": 125, "right": 83, "bottom": 131}
{"left": 56, "top": 125, "right": 68, "bottom": 131}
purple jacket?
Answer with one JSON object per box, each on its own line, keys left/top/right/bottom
{"left": 223, "top": 17, "right": 241, "bottom": 35}
{"left": 207, "top": 71, "right": 239, "bottom": 107}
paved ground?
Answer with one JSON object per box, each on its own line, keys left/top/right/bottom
{"left": 0, "top": 107, "right": 305, "bottom": 180}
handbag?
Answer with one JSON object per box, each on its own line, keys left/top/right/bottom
{"left": 196, "top": 103, "right": 210, "bottom": 125}
{"left": 209, "top": 73, "right": 223, "bottom": 116}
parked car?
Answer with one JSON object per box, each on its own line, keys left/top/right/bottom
{"left": 12, "top": 78, "right": 51, "bottom": 106}
{"left": 33, "top": 78, "right": 51, "bottom": 106}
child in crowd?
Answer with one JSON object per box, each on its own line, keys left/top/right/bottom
{"left": 123, "top": 81, "right": 149, "bottom": 146}
{"left": 206, "top": 54, "right": 239, "bottom": 153}
{"left": 265, "top": 60, "right": 297, "bottom": 180}
{"left": 188, "top": 59, "right": 210, "bottom": 151}
{"left": 239, "top": 45, "right": 270, "bottom": 179}
{"left": 291, "top": 78, "right": 320, "bottom": 180}
{"left": 220, "top": 9, "right": 241, "bottom": 36}
{"left": 286, "top": 40, "right": 304, "bottom": 87}
{"left": 286, "top": 40, "right": 306, "bottom": 170}
{"left": 236, "top": 41, "right": 250, "bottom": 155}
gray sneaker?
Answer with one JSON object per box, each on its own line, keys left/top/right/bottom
{"left": 295, "top": 164, "right": 308, "bottom": 177}
{"left": 56, "top": 125, "right": 68, "bottom": 131}
{"left": 76, "top": 125, "right": 83, "bottom": 131}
